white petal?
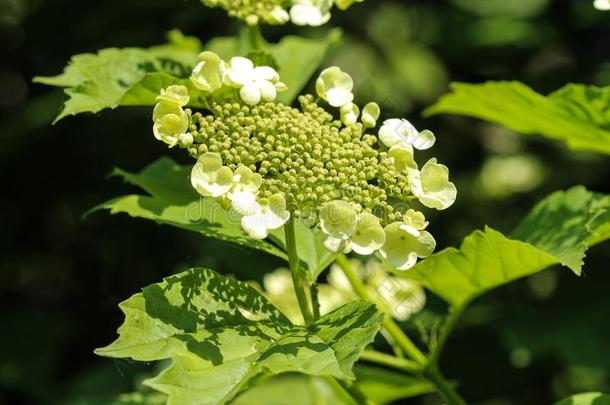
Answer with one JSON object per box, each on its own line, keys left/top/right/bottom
{"left": 258, "top": 80, "right": 277, "bottom": 101}
{"left": 230, "top": 191, "right": 260, "bottom": 216}
{"left": 241, "top": 214, "right": 269, "bottom": 240}
{"left": 253, "top": 66, "right": 279, "bottom": 82}
{"left": 324, "top": 236, "right": 352, "bottom": 253}
{"left": 240, "top": 82, "right": 262, "bottom": 105}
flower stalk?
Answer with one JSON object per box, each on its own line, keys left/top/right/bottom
{"left": 284, "top": 217, "right": 315, "bottom": 324}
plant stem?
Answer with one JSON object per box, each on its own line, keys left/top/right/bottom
{"left": 430, "top": 304, "right": 465, "bottom": 365}
{"left": 248, "top": 24, "right": 265, "bottom": 51}
{"left": 360, "top": 350, "right": 419, "bottom": 373}
{"left": 284, "top": 217, "right": 314, "bottom": 324}
{"left": 310, "top": 282, "right": 321, "bottom": 319}
{"left": 335, "top": 254, "right": 427, "bottom": 366}
{"left": 424, "top": 366, "right": 467, "bottom": 405}
{"left": 335, "top": 254, "right": 468, "bottom": 405}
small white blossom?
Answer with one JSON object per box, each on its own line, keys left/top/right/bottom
{"left": 350, "top": 212, "right": 385, "bottom": 255}
{"left": 241, "top": 194, "right": 291, "bottom": 240}
{"left": 319, "top": 200, "right": 358, "bottom": 253}
{"left": 190, "top": 152, "right": 234, "bottom": 198}
{"left": 315, "top": 66, "right": 354, "bottom": 107}
{"left": 269, "top": 6, "right": 290, "bottom": 23}
{"left": 594, "top": 0, "right": 610, "bottom": 10}
{"left": 408, "top": 158, "right": 457, "bottom": 210}
{"left": 156, "top": 85, "right": 190, "bottom": 106}
{"left": 340, "top": 102, "right": 360, "bottom": 125}
{"left": 379, "top": 222, "right": 436, "bottom": 271}
{"left": 152, "top": 101, "right": 190, "bottom": 148}
{"left": 361, "top": 102, "right": 380, "bottom": 128}
{"left": 290, "top": 0, "right": 333, "bottom": 26}
{"left": 379, "top": 118, "right": 435, "bottom": 150}
{"left": 228, "top": 165, "right": 263, "bottom": 215}
{"left": 388, "top": 144, "right": 416, "bottom": 173}
{"left": 224, "top": 57, "right": 286, "bottom": 105}
{"left": 190, "top": 51, "right": 225, "bottom": 92}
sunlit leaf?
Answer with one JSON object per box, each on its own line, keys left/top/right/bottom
{"left": 554, "top": 392, "right": 610, "bottom": 405}
{"left": 91, "top": 157, "right": 336, "bottom": 274}
{"left": 34, "top": 32, "right": 202, "bottom": 123}
{"left": 402, "top": 187, "right": 610, "bottom": 306}
{"left": 425, "top": 81, "right": 610, "bottom": 155}
{"left": 353, "top": 366, "right": 435, "bottom": 404}
{"left": 89, "top": 157, "right": 286, "bottom": 260}
{"left": 96, "top": 268, "right": 383, "bottom": 405}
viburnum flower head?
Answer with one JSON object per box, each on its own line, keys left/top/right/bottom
{"left": 152, "top": 56, "right": 456, "bottom": 270}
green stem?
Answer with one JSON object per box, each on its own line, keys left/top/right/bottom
{"left": 248, "top": 24, "right": 265, "bottom": 51}
{"left": 424, "top": 366, "right": 467, "bottom": 405}
{"left": 284, "top": 218, "right": 314, "bottom": 324}
{"left": 360, "top": 350, "right": 419, "bottom": 373}
{"left": 310, "top": 283, "right": 321, "bottom": 319}
{"left": 430, "top": 304, "right": 465, "bottom": 365}
{"left": 335, "top": 254, "right": 427, "bottom": 365}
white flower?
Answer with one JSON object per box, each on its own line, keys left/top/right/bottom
{"left": 319, "top": 200, "right": 358, "bottom": 253}
{"left": 350, "top": 212, "right": 385, "bottom": 255}
{"left": 388, "top": 144, "right": 416, "bottom": 173}
{"left": 361, "top": 102, "right": 380, "bottom": 128}
{"left": 241, "top": 194, "right": 291, "bottom": 240}
{"left": 594, "top": 0, "right": 610, "bottom": 10}
{"left": 379, "top": 118, "right": 435, "bottom": 150}
{"left": 334, "top": 0, "right": 363, "bottom": 10}
{"left": 408, "top": 158, "right": 457, "bottom": 210}
{"left": 156, "top": 85, "right": 189, "bottom": 106}
{"left": 269, "top": 6, "right": 290, "bottom": 23}
{"left": 228, "top": 165, "right": 263, "bottom": 215}
{"left": 152, "top": 101, "right": 190, "bottom": 148}
{"left": 379, "top": 222, "right": 436, "bottom": 271}
{"left": 224, "top": 57, "right": 286, "bottom": 105}
{"left": 319, "top": 202, "right": 384, "bottom": 255}
{"left": 315, "top": 66, "right": 354, "bottom": 107}
{"left": 290, "top": 0, "right": 333, "bottom": 26}
{"left": 340, "top": 102, "right": 360, "bottom": 125}
{"left": 190, "top": 51, "right": 225, "bottom": 92}
{"left": 190, "top": 152, "right": 234, "bottom": 198}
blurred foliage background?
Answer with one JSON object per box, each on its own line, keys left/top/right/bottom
{"left": 1, "top": 0, "right": 610, "bottom": 404}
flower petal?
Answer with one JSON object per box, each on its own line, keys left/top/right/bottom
{"left": 240, "top": 82, "right": 262, "bottom": 105}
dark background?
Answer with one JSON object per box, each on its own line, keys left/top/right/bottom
{"left": 1, "top": 0, "right": 609, "bottom": 404}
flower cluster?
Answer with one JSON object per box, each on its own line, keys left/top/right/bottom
{"left": 152, "top": 52, "right": 457, "bottom": 270}
{"left": 200, "top": 0, "right": 364, "bottom": 26}
{"left": 261, "top": 259, "right": 425, "bottom": 324}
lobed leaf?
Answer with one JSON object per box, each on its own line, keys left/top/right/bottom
{"left": 96, "top": 267, "right": 383, "bottom": 405}
{"left": 425, "top": 81, "right": 610, "bottom": 155}
{"left": 37, "top": 30, "right": 339, "bottom": 122}
{"left": 402, "top": 187, "right": 610, "bottom": 306}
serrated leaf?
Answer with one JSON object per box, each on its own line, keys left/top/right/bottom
{"left": 38, "top": 30, "right": 339, "bottom": 122}
{"left": 96, "top": 268, "right": 383, "bottom": 405}
{"left": 89, "top": 157, "right": 286, "bottom": 260}
{"left": 554, "top": 392, "right": 610, "bottom": 405}
{"left": 425, "top": 81, "right": 610, "bottom": 155}
{"left": 91, "top": 157, "right": 335, "bottom": 274}
{"left": 34, "top": 33, "right": 202, "bottom": 123}
{"left": 402, "top": 187, "right": 610, "bottom": 306}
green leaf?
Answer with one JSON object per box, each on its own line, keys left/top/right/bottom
{"left": 89, "top": 157, "right": 286, "bottom": 260}
{"left": 91, "top": 157, "right": 336, "bottom": 274}
{"left": 96, "top": 267, "right": 383, "bottom": 405}
{"left": 34, "top": 32, "right": 202, "bottom": 123}
{"left": 402, "top": 187, "right": 610, "bottom": 306}
{"left": 425, "top": 81, "right": 610, "bottom": 155}
{"left": 554, "top": 392, "right": 610, "bottom": 405}
{"left": 353, "top": 365, "right": 435, "bottom": 404}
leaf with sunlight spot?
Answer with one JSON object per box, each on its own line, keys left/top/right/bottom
{"left": 96, "top": 268, "right": 383, "bottom": 405}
